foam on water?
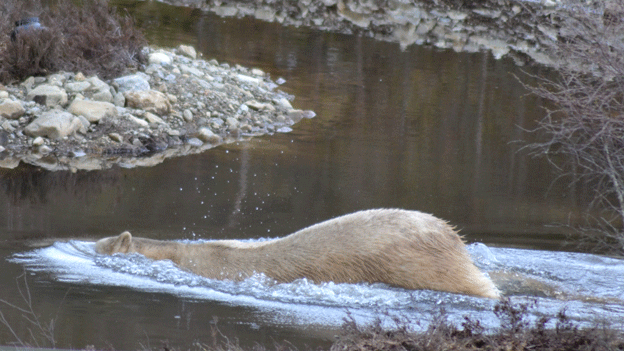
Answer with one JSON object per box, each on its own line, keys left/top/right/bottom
{"left": 10, "top": 241, "right": 624, "bottom": 330}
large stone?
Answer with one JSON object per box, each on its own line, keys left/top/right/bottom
{"left": 27, "top": 84, "right": 68, "bottom": 107}
{"left": 64, "top": 81, "right": 92, "bottom": 93}
{"left": 68, "top": 99, "right": 117, "bottom": 123}
{"left": 24, "top": 110, "right": 83, "bottom": 139}
{"left": 179, "top": 64, "right": 204, "bottom": 77}
{"left": 177, "top": 45, "right": 197, "bottom": 59}
{"left": 124, "top": 90, "right": 171, "bottom": 115}
{"left": 92, "top": 88, "right": 113, "bottom": 103}
{"left": 47, "top": 73, "right": 66, "bottom": 87}
{"left": 0, "top": 100, "right": 25, "bottom": 119}
{"left": 197, "top": 127, "right": 222, "bottom": 144}
{"left": 143, "top": 112, "right": 165, "bottom": 124}
{"left": 148, "top": 52, "right": 172, "bottom": 66}
{"left": 86, "top": 76, "right": 109, "bottom": 92}
{"left": 114, "top": 73, "right": 151, "bottom": 93}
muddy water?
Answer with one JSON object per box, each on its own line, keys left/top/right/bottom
{"left": 0, "top": 1, "right": 619, "bottom": 350}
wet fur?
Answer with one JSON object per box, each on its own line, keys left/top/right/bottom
{"left": 95, "top": 209, "right": 500, "bottom": 299}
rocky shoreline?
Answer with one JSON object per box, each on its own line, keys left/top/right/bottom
{"left": 0, "top": 45, "right": 314, "bottom": 171}
{"left": 0, "top": 0, "right": 615, "bottom": 172}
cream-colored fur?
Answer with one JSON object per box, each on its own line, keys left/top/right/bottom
{"left": 95, "top": 209, "right": 500, "bottom": 299}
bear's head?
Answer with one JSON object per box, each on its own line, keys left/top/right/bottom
{"left": 95, "top": 231, "right": 134, "bottom": 255}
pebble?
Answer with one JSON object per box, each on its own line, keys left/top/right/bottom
{"left": 32, "top": 136, "right": 45, "bottom": 146}
{"left": 183, "top": 109, "right": 193, "bottom": 122}
{"left": 109, "top": 133, "right": 123, "bottom": 142}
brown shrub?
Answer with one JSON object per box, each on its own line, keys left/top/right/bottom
{"left": 0, "top": 0, "right": 146, "bottom": 84}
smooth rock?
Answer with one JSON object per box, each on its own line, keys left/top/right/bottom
{"left": 251, "top": 68, "right": 265, "bottom": 77}
{"left": 109, "top": 133, "right": 123, "bottom": 142}
{"left": 149, "top": 52, "right": 172, "bottom": 66}
{"left": 255, "top": 7, "right": 276, "bottom": 22}
{"left": 127, "top": 115, "right": 149, "bottom": 127}
{"left": 287, "top": 109, "right": 316, "bottom": 123}
{"left": 245, "top": 100, "right": 268, "bottom": 110}
{"left": 114, "top": 73, "right": 151, "bottom": 93}
{"left": 213, "top": 5, "right": 238, "bottom": 17}
{"left": 226, "top": 117, "right": 239, "bottom": 129}
{"left": 2, "top": 120, "right": 16, "bottom": 132}
{"left": 47, "top": 73, "right": 66, "bottom": 87}
{"left": 186, "top": 137, "right": 203, "bottom": 147}
{"left": 0, "top": 157, "right": 19, "bottom": 169}
{"left": 124, "top": 90, "right": 171, "bottom": 115}
{"left": 24, "top": 110, "right": 83, "bottom": 139}
{"left": 38, "top": 145, "right": 52, "bottom": 154}
{"left": 183, "top": 109, "right": 193, "bottom": 122}
{"left": 68, "top": 99, "right": 117, "bottom": 123}
{"left": 113, "top": 92, "right": 125, "bottom": 107}
{"left": 274, "top": 97, "right": 293, "bottom": 110}
{"left": 86, "top": 76, "right": 109, "bottom": 92}
{"left": 197, "top": 127, "right": 222, "bottom": 144}
{"left": 76, "top": 116, "right": 90, "bottom": 134}
{"left": 0, "top": 100, "right": 25, "bottom": 119}
{"left": 178, "top": 45, "right": 197, "bottom": 59}
{"left": 179, "top": 64, "right": 204, "bottom": 77}
{"left": 32, "top": 136, "right": 45, "bottom": 146}
{"left": 27, "top": 85, "right": 68, "bottom": 107}
{"left": 236, "top": 74, "right": 261, "bottom": 85}
{"left": 64, "top": 81, "right": 91, "bottom": 93}
{"left": 144, "top": 112, "right": 165, "bottom": 124}
{"left": 92, "top": 89, "right": 113, "bottom": 103}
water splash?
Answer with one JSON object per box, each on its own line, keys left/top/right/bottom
{"left": 10, "top": 241, "right": 624, "bottom": 330}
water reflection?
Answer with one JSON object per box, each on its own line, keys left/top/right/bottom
{"left": 0, "top": 1, "right": 592, "bottom": 246}
{"left": 0, "top": 1, "right": 613, "bottom": 349}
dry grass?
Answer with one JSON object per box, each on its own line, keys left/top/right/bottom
{"left": 0, "top": 0, "right": 146, "bottom": 84}
{"left": 329, "top": 299, "right": 624, "bottom": 351}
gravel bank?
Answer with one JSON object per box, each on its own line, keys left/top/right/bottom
{"left": 0, "top": 45, "right": 315, "bottom": 171}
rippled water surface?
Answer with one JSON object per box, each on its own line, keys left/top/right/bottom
{"left": 1, "top": 1, "right": 622, "bottom": 349}
{"left": 10, "top": 241, "right": 624, "bottom": 339}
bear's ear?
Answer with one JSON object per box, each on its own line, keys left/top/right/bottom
{"left": 112, "top": 231, "right": 133, "bottom": 253}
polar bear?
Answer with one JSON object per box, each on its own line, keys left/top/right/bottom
{"left": 95, "top": 209, "right": 500, "bottom": 298}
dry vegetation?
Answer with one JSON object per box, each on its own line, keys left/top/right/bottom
{"left": 3, "top": 291, "right": 622, "bottom": 351}
{"left": 329, "top": 300, "right": 624, "bottom": 351}
{"left": 0, "top": 0, "right": 146, "bottom": 84}
{"left": 173, "top": 300, "right": 624, "bottom": 351}
{"left": 523, "top": 1, "right": 624, "bottom": 256}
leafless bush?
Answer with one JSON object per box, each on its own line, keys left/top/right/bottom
{"left": 0, "top": 0, "right": 146, "bottom": 84}
{"left": 0, "top": 273, "right": 57, "bottom": 348}
{"left": 523, "top": 1, "right": 624, "bottom": 256}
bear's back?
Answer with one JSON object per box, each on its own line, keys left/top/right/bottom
{"left": 278, "top": 208, "right": 463, "bottom": 253}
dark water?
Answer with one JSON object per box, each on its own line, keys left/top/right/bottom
{"left": 0, "top": 1, "right": 613, "bottom": 350}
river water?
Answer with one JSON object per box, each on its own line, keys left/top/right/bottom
{"left": 1, "top": 1, "right": 622, "bottom": 349}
